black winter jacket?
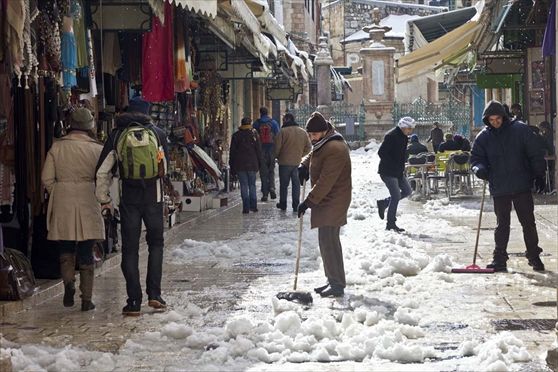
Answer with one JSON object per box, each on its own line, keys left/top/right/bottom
{"left": 471, "top": 101, "right": 546, "bottom": 197}
{"left": 229, "top": 126, "right": 262, "bottom": 173}
{"left": 438, "top": 139, "right": 460, "bottom": 152}
{"left": 406, "top": 142, "right": 428, "bottom": 159}
{"left": 378, "top": 127, "right": 408, "bottom": 178}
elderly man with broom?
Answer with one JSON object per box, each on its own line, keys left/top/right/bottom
{"left": 296, "top": 112, "right": 352, "bottom": 298}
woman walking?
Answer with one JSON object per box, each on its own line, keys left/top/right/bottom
{"left": 41, "top": 108, "right": 105, "bottom": 311}
{"left": 229, "top": 117, "right": 262, "bottom": 214}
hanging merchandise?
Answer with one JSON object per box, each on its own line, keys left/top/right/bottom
{"left": 102, "top": 32, "right": 121, "bottom": 76}
{"left": 142, "top": 2, "right": 174, "bottom": 102}
{"left": 21, "top": 0, "right": 39, "bottom": 89}
{"left": 199, "top": 69, "right": 226, "bottom": 142}
{"left": 37, "top": 2, "right": 62, "bottom": 73}
{"left": 174, "top": 15, "right": 188, "bottom": 93}
{"left": 72, "top": 0, "right": 88, "bottom": 68}
{"left": 61, "top": 15, "right": 78, "bottom": 91}
{"left": 6, "top": 0, "right": 25, "bottom": 78}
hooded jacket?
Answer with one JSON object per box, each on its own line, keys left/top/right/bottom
{"left": 378, "top": 126, "right": 408, "bottom": 178}
{"left": 95, "top": 113, "right": 169, "bottom": 205}
{"left": 471, "top": 101, "right": 545, "bottom": 197}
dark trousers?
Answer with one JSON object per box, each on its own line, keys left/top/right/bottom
{"left": 120, "top": 202, "right": 164, "bottom": 302}
{"left": 259, "top": 148, "right": 276, "bottom": 196}
{"left": 493, "top": 192, "right": 542, "bottom": 261}
{"left": 318, "top": 226, "right": 346, "bottom": 288}
{"left": 380, "top": 175, "right": 412, "bottom": 224}
{"left": 59, "top": 240, "right": 95, "bottom": 266}
{"left": 278, "top": 165, "right": 300, "bottom": 210}
{"left": 237, "top": 171, "right": 257, "bottom": 211}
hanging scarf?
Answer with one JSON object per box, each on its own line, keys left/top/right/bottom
{"left": 61, "top": 16, "right": 77, "bottom": 90}
{"left": 174, "top": 15, "right": 188, "bottom": 93}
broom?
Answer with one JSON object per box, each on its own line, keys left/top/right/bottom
{"left": 451, "top": 181, "right": 495, "bottom": 274}
{"left": 276, "top": 181, "right": 313, "bottom": 305}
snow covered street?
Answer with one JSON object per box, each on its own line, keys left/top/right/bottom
{"left": 1, "top": 143, "right": 556, "bottom": 371}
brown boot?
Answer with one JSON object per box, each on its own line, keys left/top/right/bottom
{"left": 79, "top": 264, "right": 96, "bottom": 311}
{"left": 60, "top": 254, "right": 76, "bottom": 307}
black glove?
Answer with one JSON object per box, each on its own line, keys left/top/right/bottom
{"left": 297, "top": 201, "right": 309, "bottom": 218}
{"left": 472, "top": 166, "right": 489, "bottom": 180}
{"left": 298, "top": 165, "right": 309, "bottom": 186}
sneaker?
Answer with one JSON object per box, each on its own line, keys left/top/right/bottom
{"left": 261, "top": 195, "right": 268, "bottom": 202}
{"left": 122, "top": 300, "right": 141, "bottom": 316}
{"left": 486, "top": 261, "right": 507, "bottom": 272}
{"left": 527, "top": 256, "right": 545, "bottom": 272}
{"left": 148, "top": 297, "right": 167, "bottom": 309}
{"left": 270, "top": 191, "right": 277, "bottom": 200}
{"left": 377, "top": 199, "right": 388, "bottom": 220}
{"left": 63, "top": 282, "right": 76, "bottom": 307}
{"left": 319, "top": 286, "right": 344, "bottom": 298}
{"left": 276, "top": 203, "right": 286, "bottom": 211}
{"left": 314, "top": 283, "right": 329, "bottom": 294}
{"left": 386, "top": 223, "right": 405, "bottom": 233}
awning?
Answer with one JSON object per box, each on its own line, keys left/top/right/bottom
{"left": 244, "top": 0, "right": 268, "bottom": 16}
{"left": 219, "top": 0, "right": 261, "bottom": 35}
{"left": 397, "top": 21, "right": 482, "bottom": 82}
{"left": 259, "top": 11, "right": 288, "bottom": 46}
{"left": 164, "top": 0, "right": 218, "bottom": 18}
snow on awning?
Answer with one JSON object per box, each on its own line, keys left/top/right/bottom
{"left": 259, "top": 11, "right": 288, "bottom": 46}
{"left": 260, "top": 34, "right": 278, "bottom": 58}
{"left": 224, "top": 0, "right": 261, "bottom": 35}
{"left": 163, "top": 0, "right": 218, "bottom": 18}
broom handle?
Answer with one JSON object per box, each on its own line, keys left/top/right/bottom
{"left": 472, "top": 181, "right": 487, "bottom": 266}
{"left": 293, "top": 181, "right": 306, "bottom": 291}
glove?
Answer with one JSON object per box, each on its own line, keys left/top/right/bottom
{"left": 472, "top": 166, "right": 489, "bottom": 180}
{"left": 298, "top": 165, "right": 309, "bottom": 186}
{"left": 297, "top": 201, "right": 309, "bottom": 218}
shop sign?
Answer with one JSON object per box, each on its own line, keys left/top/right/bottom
{"left": 90, "top": 1, "right": 152, "bottom": 32}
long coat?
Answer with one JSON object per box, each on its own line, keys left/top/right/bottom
{"left": 302, "top": 130, "right": 352, "bottom": 228}
{"left": 41, "top": 132, "right": 105, "bottom": 241}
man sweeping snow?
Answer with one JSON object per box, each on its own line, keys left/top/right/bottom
{"left": 297, "top": 112, "right": 352, "bottom": 298}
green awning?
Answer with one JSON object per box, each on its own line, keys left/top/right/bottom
{"left": 476, "top": 73, "right": 522, "bottom": 88}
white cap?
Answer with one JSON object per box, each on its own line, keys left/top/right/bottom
{"left": 398, "top": 116, "right": 416, "bottom": 129}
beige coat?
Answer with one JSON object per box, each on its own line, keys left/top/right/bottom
{"left": 302, "top": 131, "right": 352, "bottom": 228}
{"left": 41, "top": 133, "right": 105, "bottom": 241}
{"left": 274, "top": 124, "right": 312, "bottom": 166}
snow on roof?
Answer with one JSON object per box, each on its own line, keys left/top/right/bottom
{"left": 341, "top": 14, "right": 422, "bottom": 43}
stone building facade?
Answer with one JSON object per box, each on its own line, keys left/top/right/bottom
{"left": 322, "top": 0, "right": 446, "bottom": 65}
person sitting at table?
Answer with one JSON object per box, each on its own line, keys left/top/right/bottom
{"left": 406, "top": 134, "right": 428, "bottom": 160}
{"left": 438, "top": 133, "right": 460, "bottom": 152}
{"left": 453, "top": 134, "right": 471, "bottom": 152}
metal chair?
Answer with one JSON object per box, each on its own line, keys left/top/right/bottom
{"left": 446, "top": 151, "right": 473, "bottom": 200}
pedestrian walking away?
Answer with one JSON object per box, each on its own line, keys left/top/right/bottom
{"left": 229, "top": 117, "right": 262, "bottom": 214}
{"left": 41, "top": 108, "right": 104, "bottom": 311}
{"left": 96, "top": 96, "right": 170, "bottom": 316}
{"left": 376, "top": 116, "right": 415, "bottom": 232}
{"left": 426, "top": 122, "right": 443, "bottom": 153}
{"left": 253, "top": 107, "right": 280, "bottom": 201}
{"left": 297, "top": 111, "right": 352, "bottom": 298}
{"left": 471, "top": 100, "right": 547, "bottom": 272}
{"left": 274, "top": 113, "right": 311, "bottom": 212}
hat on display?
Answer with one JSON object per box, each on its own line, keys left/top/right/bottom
{"left": 69, "top": 108, "right": 95, "bottom": 131}
{"left": 128, "top": 96, "right": 151, "bottom": 115}
{"left": 398, "top": 116, "right": 416, "bottom": 129}
{"left": 305, "top": 111, "right": 329, "bottom": 132}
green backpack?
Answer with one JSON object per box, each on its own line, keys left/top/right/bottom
{"left": 116, "top": 124, "right": 160, "bottom": 180}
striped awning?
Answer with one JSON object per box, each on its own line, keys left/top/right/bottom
{"left": 165, "top": 0, "right": 218, "bottom": 18}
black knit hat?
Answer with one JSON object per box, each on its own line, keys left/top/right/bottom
{"left": 305, "top": 111, "right": 328, "bottom": 132}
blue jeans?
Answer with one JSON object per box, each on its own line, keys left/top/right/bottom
{"left": 237, "top": 171, "right": 257, "bottom": 211}
{"left": 380, "top": 175, "right": 412, "bottom": 224}
{"left": 278, "top": 165, "right": 300, "bottom": 210}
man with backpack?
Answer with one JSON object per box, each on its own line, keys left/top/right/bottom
{"left": 253, "top": 107, "right": 280, "bottom": 201}
{"left": 95, "top": 96, "right": 169, "bottom": 316}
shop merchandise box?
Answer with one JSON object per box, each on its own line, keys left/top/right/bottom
{"left": 211, "top": 197, "right": 228, "bottom": 209}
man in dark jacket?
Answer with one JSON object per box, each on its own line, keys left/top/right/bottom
{"left": 297, "top": 112, "right": 352, "bottom": 298}
{"left": 453, "top": 134, "right": 471, "bottom": 151}
{"left": 471, "top": 100, "right": 546, "bottom": 272}
{"left": 376, "top": 117, "right": 415, "bottom": 232}
{"left": 406, "top": 134, "right": 428, "bottom": 159}
{"left": 438, "top": 133, "right": 460, "bottom": 152}
{"left": 230, "top": 117, "right": 262, "bottom": 214}
{"left": 426, "top": 122, "right": 443, "bottom": 153}
{"left": 253, "top": 107, "right": 280, "bottom": 201}
{"left": 96, "top": 96, "right": 169, "bottom": 316}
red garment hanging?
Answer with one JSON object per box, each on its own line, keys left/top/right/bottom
{"left": 142, "top": 2, "right": 174, "bottom": 102}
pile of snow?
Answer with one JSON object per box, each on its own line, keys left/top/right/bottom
{"left": 423, "top": 198, "right": 479, "bottom": 217}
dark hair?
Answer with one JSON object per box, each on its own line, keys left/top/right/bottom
{"left": 283, "top": 113, "right": 295, "bottom": 125}
{"left": 511, "top": 103, "right": 522, "bottom": 111}
{"left": 259, "top": 107, "right": 268, "bottom": 116}
{"left": 241, "top": 117, "right": 251, "bottom": 125}
{"left": 502, "top": 103, "right": 511, "bottom": 117}
{"left": 433, "top": 121, "right": 439, "bottom": 127}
